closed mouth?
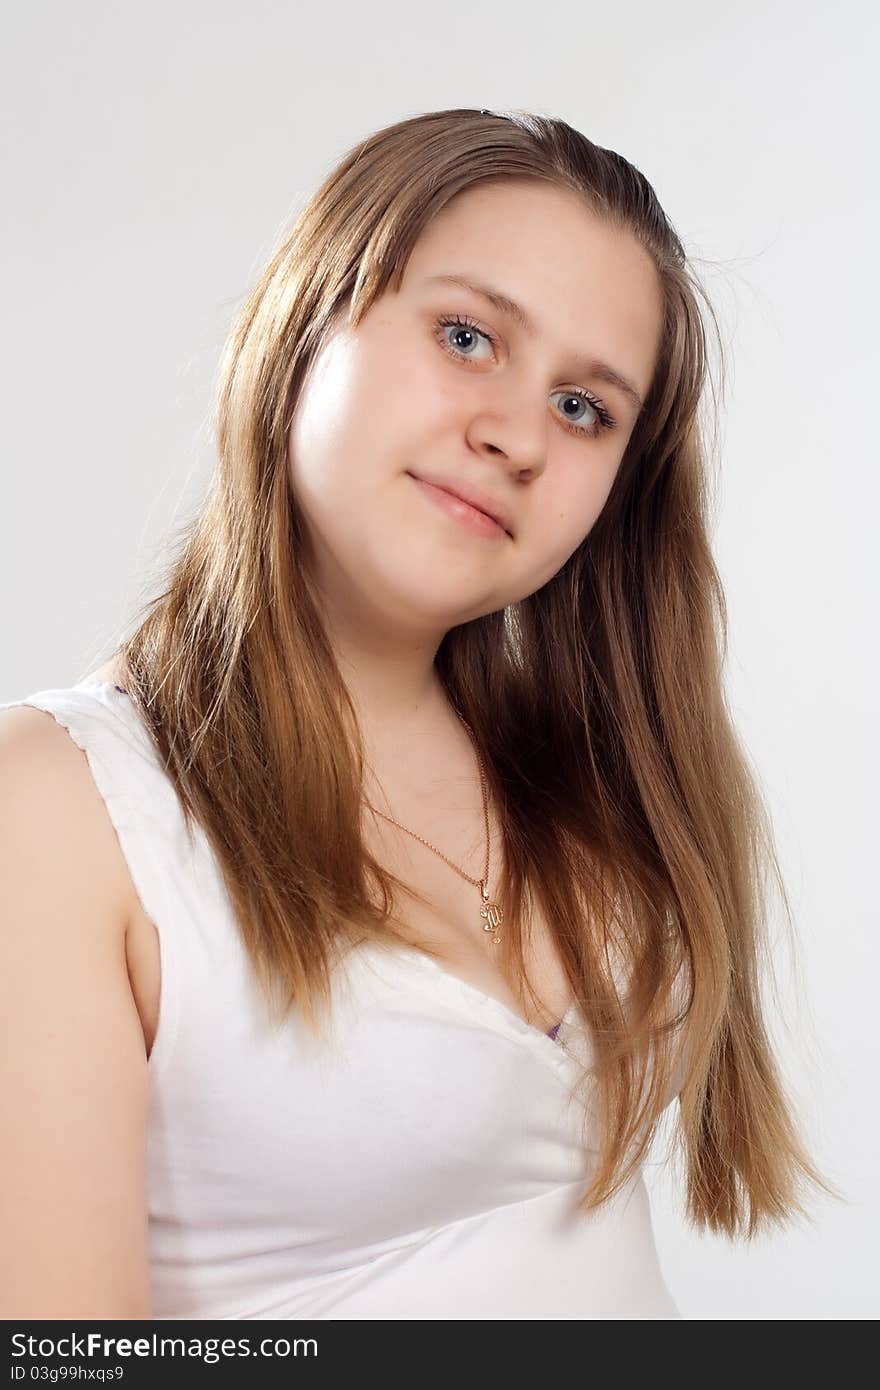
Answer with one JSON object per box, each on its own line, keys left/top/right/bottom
{"left": 405, "top": 471, "right": 513, "bottom": 538}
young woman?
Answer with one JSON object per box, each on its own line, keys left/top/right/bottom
{"left": 0, "top": 107, "right": 833, "bottom": 1321}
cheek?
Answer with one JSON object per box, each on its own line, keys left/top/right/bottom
{"left": 288, "top": 342, "right": 359, "bottom": 487}
{"left": 368, "top": 314, "right": 464, "bottom": 432}
{"left": 291, "top": 330, "right": 450, "bottom": 498}
{"left": 565, "top": 469, "right": 618, "bottom": 536}
{"left": 526, "top": 468, "right": 617, "bottom": 576}
{"left": 288, "top": 355, "right": 391, "bottom": 528}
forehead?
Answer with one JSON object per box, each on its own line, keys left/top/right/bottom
{"left": 398, "top": 180, "right": 663, "bottom": 407}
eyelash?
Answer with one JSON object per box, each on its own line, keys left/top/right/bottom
{"left": 433, "top": 313, "right": 617, "bottom": 438}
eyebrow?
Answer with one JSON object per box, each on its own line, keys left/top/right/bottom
{"left": 422, "top": 271, "right": 645, "bottom": 413}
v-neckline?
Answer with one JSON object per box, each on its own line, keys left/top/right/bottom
{"left": 350, "top": 939, "right": 584, "bottom": 1071}
{"left": 89, "top": 683, "right": 584, "bottom": 1066}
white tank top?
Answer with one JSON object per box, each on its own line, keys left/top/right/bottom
{"left": 0, "top": 679, "right": 682, "bottom": 1320}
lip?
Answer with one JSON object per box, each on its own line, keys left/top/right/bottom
{"left": 405, "top": 471, "right": 514, "bottom": 538}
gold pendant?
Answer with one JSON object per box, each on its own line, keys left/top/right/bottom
{"left": 480, "top": 882, "right": 503, "bottom": 946}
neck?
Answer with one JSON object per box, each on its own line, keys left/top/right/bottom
{"left": 315, "top": 601, "right": 453, "bottom": 746}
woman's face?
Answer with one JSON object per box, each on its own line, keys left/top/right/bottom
{"left": 288, "top": 178, "right": 664, "bottom": 638}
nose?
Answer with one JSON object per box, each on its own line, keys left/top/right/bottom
{"left": 466, "top": 373, "right": 549, "bottom": 480}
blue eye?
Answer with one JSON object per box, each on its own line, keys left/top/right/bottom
{"left": 435, "top": 314, "right": 495, "bottom": 362}
{"left": 433, "top": 314, "right": 617, "bottom": 439}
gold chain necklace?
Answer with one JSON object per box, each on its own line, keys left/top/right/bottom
{"left": 361, "top": 712, "right": 504, "bottom": 947}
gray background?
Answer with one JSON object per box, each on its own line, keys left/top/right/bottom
{"left": 2, "top": 0, "right": 876, "bottom": 1319}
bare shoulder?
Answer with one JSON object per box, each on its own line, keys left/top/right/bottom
{"left": 0, "top": 698, "right": 139, "bottom": 934}
{"left": 0, "top": 694, "right": 151, "bottom": 1315}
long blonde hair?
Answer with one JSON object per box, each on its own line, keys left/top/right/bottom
{"left": 110, "top": 107, "right": 835, "bottom": 1238}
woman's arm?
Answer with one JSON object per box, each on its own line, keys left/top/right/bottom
{"left": 0, "top": 707, "right": 152, "bottom": 1319}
